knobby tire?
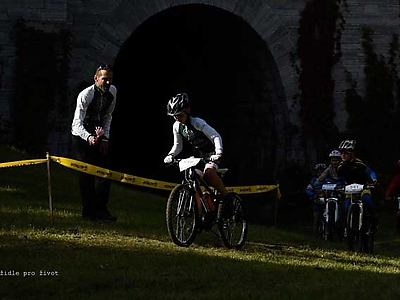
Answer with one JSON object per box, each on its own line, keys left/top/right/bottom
{"left": 217, "top": 192, "right": 248, "bottom": 250}
{"left": 166, "top": 184, "right": 199, "bottom": 247}
{"left": 326, "top": 201, "right": 336, "bottom": 241}
{"left": 347, "top": 205, "right": 361, "bottom": 252}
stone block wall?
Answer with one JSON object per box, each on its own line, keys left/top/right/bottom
{"left": 0, "top": 0, "right": 398, "bottom": 163}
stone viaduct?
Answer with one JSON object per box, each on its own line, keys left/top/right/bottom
{"left": 0, "top": 0, "right": 399, "bottom": 185}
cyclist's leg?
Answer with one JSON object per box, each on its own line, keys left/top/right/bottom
{"left": 362, "top": 193, "right": 378, "bottom": 229}
{"left": 203, "top": 163, "right": 228, "bottom": 197}
{"left": 344, "top": 197, "right": 350, "bottom": 217}
{"left": 312, "top": 201, "right": 323, "bottom": 238}
{"left": 344, "top": 197, "right": 350, "bottom": 236}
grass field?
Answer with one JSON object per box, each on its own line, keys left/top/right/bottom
{"left": 0, "top": 145, "right": 400, "bottom": 300}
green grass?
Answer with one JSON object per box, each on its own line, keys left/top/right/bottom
{"left": 0, "top": 144, "right": 400, "bottom": 299}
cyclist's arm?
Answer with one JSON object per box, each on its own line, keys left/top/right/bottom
{"left": 316, "top": 166, "right": 330, "bottom": 185}
{"left": 365, "top": 167, "right": 377, "bottom": 182}
{"left": 306, "top": 178, "right": 318, "bottom": 198}
{"left": 336, "top": 164, "right": 345, "bottom": 185}
{"left": 192, "top": 117, "right": 223, "bottom": 154}
{"left": 385, "top": 174, "right": 400, "bottom": 198}
{"left": 167, "top": 121, "right": 183, "bottom": 157}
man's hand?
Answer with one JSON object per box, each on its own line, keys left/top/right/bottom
{"left": 88, "top": 135, "right": 97, "bottom": 146}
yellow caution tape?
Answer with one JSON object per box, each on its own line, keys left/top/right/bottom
{"left": 0, "top": 155, "right": 281, "bottom": 197}
{"left": 50, "top": 156, "right": 177, "bottom": 191}
{"left": 50, "top": 156, "right": 281, "bottom": 197}
{"left": 0, "top": 158, "right": 47, "bottom": 168}
{"left": 226, "top": 185, "right": 279, "bottom": 195}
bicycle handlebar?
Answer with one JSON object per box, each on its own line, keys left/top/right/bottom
{"left": 334, "top": 183, "right": 376, "bottom": 194}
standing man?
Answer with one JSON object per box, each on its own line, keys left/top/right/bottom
{"left": 71, "top": 65, "right": 117, "bottom": 221}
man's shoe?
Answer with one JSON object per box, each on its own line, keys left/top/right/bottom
{"left": 102, "top": 215, "right": 117, "bottom": 222}
{"left": 82, "top": 215, "right": 100, "bottom": 221}
{"left": 98, "top": 213, "right": 117, "bottom": 222}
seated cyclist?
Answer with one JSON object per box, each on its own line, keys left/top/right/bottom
{"left": 163, "top": 92, "right": 228, "bottom": 199}
{"left": 306, "top": 163, "right": 327, "bottom": 238}
{"left": 336, "top": 139, "right": 378, "bottom": 230}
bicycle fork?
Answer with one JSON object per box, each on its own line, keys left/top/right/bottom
{"left": 324, "top": 198, "right": 339, "bottom": 223}
{"left": 348, "top": 200, "right": 363, "bottom": 231}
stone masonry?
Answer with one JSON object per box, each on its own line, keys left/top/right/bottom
{"left": 0, "top": 0, "right": 399, "bottom": 178}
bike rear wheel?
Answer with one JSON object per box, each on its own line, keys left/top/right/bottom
{"left": 166, "top": 184, "right": 199, "bottom": 247}
{"left": 217, "top": 192, "right": 248, "bottom": 250}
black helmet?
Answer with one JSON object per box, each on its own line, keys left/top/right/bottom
{"left": 338, "top": 140, "right": 356, "bottom": 151}
{"left": 167, "top": 93, "right": 190, "bottom": 116}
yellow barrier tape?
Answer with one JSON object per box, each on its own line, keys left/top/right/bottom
{"left": 50, "top": 155, "right": 280, "bottom": 196}
{"left": 227, "top": 184, "right": 281, "bottom": 198}
{"left": 0, "top": 158, "right": 47, "bottom": 168}
{"left": 50, "top": 156, "right": 177, "bottom": 191}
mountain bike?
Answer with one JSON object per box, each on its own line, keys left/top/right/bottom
{"left": 319, "top": 183, "right": 345, "bottom": 241}
{"left": 339, "top": 183, "right": 376, "bottom": 253}
{"left": 165, "top": 157, "right": 248, "bottom": 249}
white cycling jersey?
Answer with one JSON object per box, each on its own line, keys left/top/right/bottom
{"left": 168, "top": 116, "right": 223, "bottom": 157}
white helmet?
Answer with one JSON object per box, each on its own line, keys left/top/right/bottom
{"left": 329, "top": 150, "right": 341, "bottom": 158}
{"left": 339, "top": 139, "right": 356, "bottom": 151}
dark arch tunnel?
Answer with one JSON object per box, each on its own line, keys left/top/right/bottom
{"left": 111, "top": 4, "right": 286, "bottom": 187}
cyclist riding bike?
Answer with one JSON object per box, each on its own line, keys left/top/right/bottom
{"left": 385, "top": 159, "right": 400, "bottom": 199}
{"left": 163, "top": 92, "right": 229, "bottom": 199}
{"left": 315, "top": 149, "right": 342, "bottom": 186}
{"left": 305, "top": 163, "right": 327, "bottom": 238}
{"left": 336, "top": 139, "right": 378, "bottom": 230}
{"left": 384, "top": 159, "right": 400, "bottom": 235}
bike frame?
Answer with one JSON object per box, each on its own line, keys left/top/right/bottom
{"left": 180, "top": 159, "right": 220, "bottom": 214}
{"left": 321, "top": 184, "right": 341, "bottom": 224}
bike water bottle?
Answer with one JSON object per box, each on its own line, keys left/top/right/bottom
{"left": 204, "top": 193, "right": 215, "bottom": 211}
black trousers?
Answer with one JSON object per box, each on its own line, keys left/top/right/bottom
{"left": 71, "top": 135, "right": 111, "bottom": 218}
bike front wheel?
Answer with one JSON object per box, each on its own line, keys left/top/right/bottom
{"left": 361, "top": 217, "right": 375, "bottom": 254}
{"left": 347, "top": 205, "right": 361, "bottom": 252}
{"left": 166, "top": 184, "right": 199, "bottom": 247}
{"left": 326, "top": 201, "right": 337, "bottom": 241}
{"left": 217, "top": 192, "right": 248, "bottom": 250}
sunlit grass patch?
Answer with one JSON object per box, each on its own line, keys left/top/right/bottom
{"left": 1, "top": 144, "right": 400, "bottom": 299}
